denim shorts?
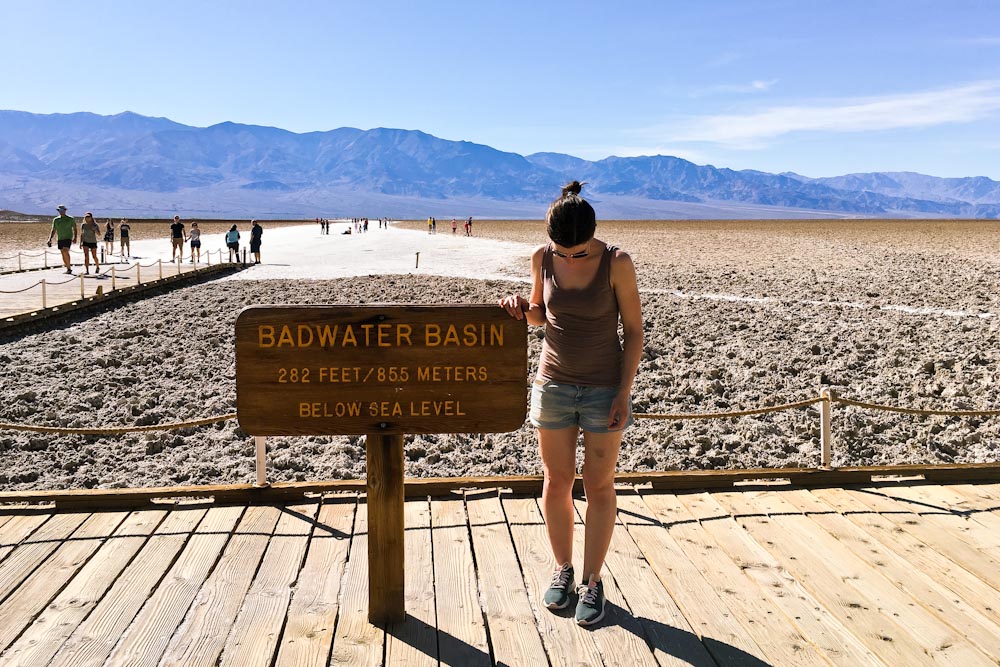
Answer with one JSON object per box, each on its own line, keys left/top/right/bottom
{"left": 529, "top": 379, "right": 634, "bottom": 433}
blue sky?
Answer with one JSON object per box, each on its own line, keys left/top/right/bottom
{"left": 5, "top": 0, "right": 1000, "bottom": 178}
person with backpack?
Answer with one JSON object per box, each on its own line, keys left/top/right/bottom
{"left": 226, "top": 224, "right": 241, "bottom": 262}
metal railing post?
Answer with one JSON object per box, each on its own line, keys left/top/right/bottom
{"left": 177, "top": 258, "right": 182, "bottom": 276}
{"left": 80, "top": 274, "right": 84, "bottom": 298}
{"left": 158, "top": 259, "right": 163, "bottom": 280}
{"left": 820, "top": 388, "right": 834, "bottom": 468}
{"left": 44, "top": 252, "right": 48, "bottom": 268}
{"left": 41, "top": 279, "right": 46, "bottom": 308}
{"left": 18, "top": 253, "right": 22, "bottom": 271}
{"left": 111, "top": 266, "right": 116, "bottom": 290}
{"left": 136, "top": 263, "right": 141, "bottom": 284}
{"left": 255, "top": 436, "right": 267, "bottom": 486}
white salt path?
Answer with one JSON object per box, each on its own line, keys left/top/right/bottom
{"left": 220, "top": 221, "right": 534, "bottom": 283}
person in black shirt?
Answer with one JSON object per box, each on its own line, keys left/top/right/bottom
{"left": 170, "top": 215, "right": 186, "bottom": 262}
{"left": 250, "top": 220, "right": 263, "bottom": 264}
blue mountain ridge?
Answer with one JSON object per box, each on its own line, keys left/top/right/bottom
{"left": 1, "top": 110, "right": 998, "bottom": 218}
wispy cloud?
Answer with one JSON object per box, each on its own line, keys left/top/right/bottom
{"left": 690, "top": 79, "right": 778, "bottom": 98}
{"left": 661, "top": 81, "right": 1000, "bottom": 146}
{"left": 955, "top": 36, "right": 1000, "bottom": 46}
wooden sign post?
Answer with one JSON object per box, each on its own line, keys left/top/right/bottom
{"left": 235, "top": 305, "right": 527, "bottom": 624}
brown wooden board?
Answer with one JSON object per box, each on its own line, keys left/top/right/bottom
{"left": 235, "top": 305, "right": 527, "bottom": 435}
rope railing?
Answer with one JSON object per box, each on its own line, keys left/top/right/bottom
{"left": 0, "top": 390, "right": 996, "bottom": 486}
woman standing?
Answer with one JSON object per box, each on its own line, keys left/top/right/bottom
{"left": 103, "top": 219, "right": 115, "bottom": 257}
{"left": 499, "top": 181, "right": 642, "bottom": 626}
{"left": 226, "top": 224, "right": 240, "bottom": 262}
{"left": 80, "top": 212, "right": 101, "bottom": 274}
{"left": 188, "top": 222, "right": 202, "bottom": 263}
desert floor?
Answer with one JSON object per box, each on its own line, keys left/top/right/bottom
{"left": 1, "top": 218, "right": 998, "bottom": 490}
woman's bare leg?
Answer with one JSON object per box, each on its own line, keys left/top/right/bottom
{"left": 580, "top": 430, "right": 623, "bottom": 582}
{"left": 538, "top": 426, "right": 579, "bottom": 566}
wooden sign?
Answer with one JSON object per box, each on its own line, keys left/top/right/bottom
{"left": 235, "top": 305, "right": 528, "bottom": 435}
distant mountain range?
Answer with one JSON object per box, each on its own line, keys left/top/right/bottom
{"left": 1, "top": 110, "right": 999, "bottom": 219}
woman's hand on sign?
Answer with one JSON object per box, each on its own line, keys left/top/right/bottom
{"left": 499, "top": 295, "right": 529, "bottom": 320}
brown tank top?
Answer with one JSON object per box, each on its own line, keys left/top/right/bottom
{"left": 537, "top": 243, "right": 622, "bottom": 386}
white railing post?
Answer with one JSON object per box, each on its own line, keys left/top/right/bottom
{"left": 177, "top": 258, "right": 182, "bottom": 276}
{"left": 255, "top": 436, "right": 268, "bottom": 486}
{"left": 44, "top": 252, "right": 48, "bottom": 268}
{"left": 136, "top": 263, "right": 141, "bottom": 285}
{"left": 41, "top": 279, "right": 46, "bottom": 308}
{"left": 207, "top": 250, "right": 211, "bottom": 266}
{"left": 820, "top": 388, "right": 834, "bottom": 468}
{"left": 111, "top": 266, "right": 116, "bottom": 290}
{"left": 18, "top": 253, "right": 22, "bottom": 271}
{"left": 158, "top": 259, "right": 163, "bottom": 280}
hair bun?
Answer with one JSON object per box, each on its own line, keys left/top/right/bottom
{"left": 561, "top": 180, "right": 583, "bottom": 197}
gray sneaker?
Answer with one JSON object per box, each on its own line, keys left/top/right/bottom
{"left": 575, "top": 580, "right": 606, "bottom": 626}
{"left": 543, "top": 563, "right": 575, "bottom": 610}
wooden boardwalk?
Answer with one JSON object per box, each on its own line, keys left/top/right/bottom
{"left": 0, "top": 259, "right": 240, "bottom": 324}
{"left": 1, "top": 482, "right": 999, "bottom": 666}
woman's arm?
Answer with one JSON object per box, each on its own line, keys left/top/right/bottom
{"left": 608, "top": 250, "right": 643, "bottom": 428}
{"left": 499, "top": 245, "right": 547, "bottom": 326}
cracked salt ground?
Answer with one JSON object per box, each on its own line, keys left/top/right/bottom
{"left": 0, "top": 220, "right": 998, "bottom": 491}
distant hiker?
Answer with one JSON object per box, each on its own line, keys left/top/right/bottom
{"left": 103, "top": 219, "right": 115, "bottom": 256}
{"left": 498, "top": 181, "right": 642, "bottom": 627}
{"left": 226, "top": 224, "right": 240, "bottom": 262}
{"left": 250, "top": 219, "right": 263, "bottom": 264}
{"left": 170, "top": 215, "right": 186, "bottom": 262}
{"left": 427, "top": 216, "right": 433, "bottom": 234}
{"left": 80, "top": 212, "right": 101, "bottom": 274}
{"left": 47, "top": 205, "right": 77, "bottom": 274}
{"left": 467, "top": 216, "right": 473, "bottom": 236}
{"left": 119, "top": 218, "right": 131, "bottom": 258}
{"left": 189, "top": 222, "right": 202, "bottom": 263}
{"left": 452, "top": 218, "right": 458, "bottom": 234}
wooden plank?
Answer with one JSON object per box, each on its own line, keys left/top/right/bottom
{"left": 465, "top": 490, "right": 549, "bottom": 667}
{"left": 157, "top": 505, "right": 282, "bottom": 667}
{"left": 218, "top": 504, "right": 318, "bottom": 667}
{"left": 781, "top": 488, "right": 1000, "bottom": 660}
{"left": 0, "top": 511, "right": 128, "bottom": 653}
{"left": 501, "top": 494, "right": 604, "bottom": 667}
{"left": 430, "top": 496, "right": 491, "bottom": 667}
{"left": 617, "top": 492, "right": 769, "bottom": 666}
{"left": 100, "top": 505, "right": 244, "bottom": 667}
{"left": 367, "top": 432, "right": 405, "bottom": 624}
{"left": 3, "top": 463, "right": 1000, "bottom": 508}
{"left": 573, "top": 496, "right": 716, "bottom": 667}
{"left": 0, "top": 512, "right": 89, "bottom": 605}
{"left": 384, "top": 498, "right": 437, "bottom": 667}
{"left": 677, "top": 492, "right": 887, "bottom": 667}
{"left": 812, "top": 487, "right": 1000, "bottom": 631}
{"left": 886, "top": 484, "right": 1000, "bottom": 552}
{"left": 0, "top": 510, "right": 165, "bottom": 667}
{"left": 842, "top": 486, "right": 1000, "bottom": 592}
{"left": 639, "top": 492, "right": 829, "bottom": 667}
{"left": 329, "top": 499, "right": 386, "bottom": 667}
{"left": 274, "top": 496, "right": 357, "bottom": 667}
{"left": 0, "top": 514, "right": 51, "bottom": 569}
{"left": 716, "top": 489, "right": 995, "bottom": 666}
{"left": 46, "top": 507, "right": 208, "bottom": 667}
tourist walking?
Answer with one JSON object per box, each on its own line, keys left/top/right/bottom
{"left": 80, "top": 212, "right": 101, "bottom": 274}
{"left": 47, "top": 205, "right": 77, "bottom": 274}
{"left": 170, "top": 215, "right": 186, "bottom": 262}
{"left": 226, "top": 224, "right": 241, "bottom": 262}
{"left": 119, "top": 219, "right": 131, "bottom": 258}
{"left": 250, "top": 219, "right": 263, "bottom": 264}
{"left": 452, "top": 218, "right": 458, "bottom": 234}
{"left": 499, "top": 181, "right": 642, "bottom": 627}
{"left": 466, "top": 216, "right": 473, "bottom": 236}
{"left": 103, "top": 219, "right": 115, "bottom": 256}
{"left": 189, "top": 222, "right": 202, "bottom": 263}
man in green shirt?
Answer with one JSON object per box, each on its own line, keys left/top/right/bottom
{"left": 47, "top": 205, "right": 77, "bottom": 274}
